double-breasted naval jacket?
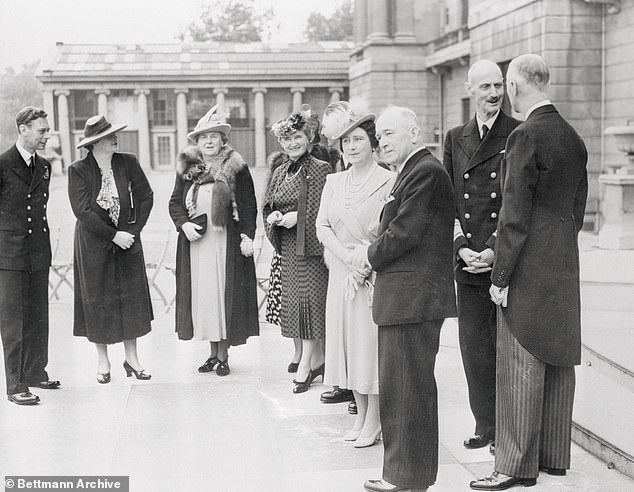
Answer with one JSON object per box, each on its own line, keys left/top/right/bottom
{"left": 0, "top": 145, "right": 52, "bottom": 272}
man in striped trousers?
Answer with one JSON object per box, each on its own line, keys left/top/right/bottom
{"left": 470, "top": 54, "right": 588, "bottom": 490}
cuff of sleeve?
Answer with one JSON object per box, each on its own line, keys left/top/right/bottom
{"left": 485, "top": 235, "right": 497, "bottom": 250}
{"left": 454, "top": 236, "right": 468, "bottom": 258}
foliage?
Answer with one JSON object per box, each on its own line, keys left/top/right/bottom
{"left": 0, "top": 62, "right": 43, "bottom": 150}
{"left": 178, "top": 0, "right": 277, "bottom": 43}
{"left": 304, "top": 0, "right": 353, "bottom": 42}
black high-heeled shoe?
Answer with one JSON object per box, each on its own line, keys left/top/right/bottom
{"left": 216, "top": 358, "right": 230, "bottom": 377}
{"left": 96, "top": 373, "right": 111, "bottom": 384}
{"left": 310, "top": 363, "right": 325, "bottom": 383}
{"left": 293, "top": 370, "right": 313, "bottom": 394}
{"left": 123, "top": 361, "right": 151, "bottom": 380}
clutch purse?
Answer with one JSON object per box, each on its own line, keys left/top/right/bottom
{"left": 190, "top": 214, "right": 208, "bottom": 235}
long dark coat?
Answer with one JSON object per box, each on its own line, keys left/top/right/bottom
{"left": 491, "top": 104, "right": 588, "bottom": 366}
{"left": 68, "top": 152, "right": 154, "bottom": 344}
{"left": 444, "top": 111, "right": 521, "bottom": 285}
{"left": 168, "top": 149, "right": 259, "bottom": 346}
{"left": 368, "top": 148, "right": 457, "bottom": 326}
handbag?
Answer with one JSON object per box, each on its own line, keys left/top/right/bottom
{"left": 190, "top": 214, "right": 208, "bottom": 235}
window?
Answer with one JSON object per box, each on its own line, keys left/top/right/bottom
{"left": 150, "top": 90, "right": 176, "bottom": 127}
{"left": 461, "top": 97, "right": 471, "bottom": 124}
{"left": 187, "top": 89, "right": 215, "bottom": 129}
{"left": 226, "top": 96, "right": 249, "bottom": 128}
{"left": 70, "top": 90, "right": 97, "bottom": 131}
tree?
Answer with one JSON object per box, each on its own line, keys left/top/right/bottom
{"left": 0, "top": 62, "right": 43, "bottom": 150}
{"left": 304, "top": 0, "right": 354, "bottom": 42}
{"left": 178, "top": 0, "right": 277, "bottom": 43}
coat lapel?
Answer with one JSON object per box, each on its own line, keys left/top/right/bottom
{"left": 29, "top": 154, "right": 49, "bottom": 191}
{"left": 390, "top": 147, "right": 430, "bottom": 195}
{"left": 464, "top": 113, "right": 509, "bottom": 172}
{"left": 456, "top": 118, "right": 480, "bottom": 169}
{"left": 9, "top": 146, "right": 32, "bottom": 185}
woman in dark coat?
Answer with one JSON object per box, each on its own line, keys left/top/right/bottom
{"left": 68, "top": 115, "right": 154, "bottom": 384}
{"left": 263, "top": 110, "right": 331, "bottom": 394}
{"left": 169, "top": 106, "right": 259, "bottom": 376}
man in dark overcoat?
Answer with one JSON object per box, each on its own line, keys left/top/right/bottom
{"left": 0, "top": 106, "right": 60, "bottom": 406}
{"left": 351, "top": 106, "right": 456, "bottom": 492}
{"left": 470, "top": 54, "right": 588, "bottom": 490}
{"left": 444, "top": 60, "right": 520, "bottom": 450}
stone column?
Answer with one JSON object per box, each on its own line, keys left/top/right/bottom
{"left": 95, "top": 89, "right": 110, "bottom": 117}
{"left": 354, "top": 0, "right": 368, "bottom": 46}
{"left": 329, "top": 87, "right": 344, "bottom": 103}
{"left": 175, "top": 88, "right": 189, "bottom": 149}
{"left": 290, "top": 87, "right": 305, "bottom": 112}
{"left": 135, "top": 89, "right": 152, "bottom": 170}
{"left": 214, "top": 87, "right": 228, "bottom": 113}
{"left": 54, "top": 90, "right": 72, "bottom": 166}
{"left": 394, "top": 0, "right": 416, "bottom": 42}
{"left": 252, "top": 88, "right": 267, "bottom": 167}
{"left": 368, "top": 0, "right": 390, "bottom": 42}
{"left": 42, "top": 90, "right": 55, "bottom": 131}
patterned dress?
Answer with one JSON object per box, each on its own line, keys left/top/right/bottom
{"left": 272, "top": 169, "right": 328, "bottom": 339}
{"left": 265, "top": 253, "right": 282, "bottom": 325}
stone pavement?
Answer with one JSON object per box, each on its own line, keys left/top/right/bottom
{"left": 0, "top": 172, "right": 632, "bottom": 491}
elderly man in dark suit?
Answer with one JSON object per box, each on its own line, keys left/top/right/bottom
{"left": 0, "top": 106, "right": 60, "bottom": 406}
{"left": 444, "top": 60, "right": 520, "bottom": 451}
{"left": 350, "top": 105, "right": 456, "bottom": 492}
{"left": 470, "top": 54, "right": 588, "bottom": 490}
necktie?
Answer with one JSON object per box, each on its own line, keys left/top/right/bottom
{"left": 29, "top": 155, "right": 35, "bottom": 176}
{"left": 481, "top": 124, "right": 489, "bottom": 141}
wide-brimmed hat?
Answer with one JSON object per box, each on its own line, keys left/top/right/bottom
{"left": 76, "top": 115, "right": 127, "bottom": 149}
{"left": 332, "top": 112, "right": 375, "bottom": 140}
{"left": 188, "top": 105, "right": 231, "bottom": 141}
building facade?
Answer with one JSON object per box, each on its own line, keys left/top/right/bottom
{"left": 350, "top": 0, "right": 634, "bottom": 229}
{"left": 37, "top": 42, "right": 351, "bottom": 170}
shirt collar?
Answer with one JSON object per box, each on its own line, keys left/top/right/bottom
{"left": 525, "top": 99, "right": 552, "bottom": 120}
{"left": 397, "top": 146, "right": 425, "bottom": 174}
{"left": 16, "top": 141, "right": 35, "bottom": 166}
{"left": 476, "top": 110, "right": 500, "bottom": 139}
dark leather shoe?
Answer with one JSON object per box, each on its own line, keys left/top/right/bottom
{"left": 348, "top": 401, "right": 358, "bottom": 414}
{"left": 364, "top": 478, "right": 427, "bottom": 492}
{"left": 470, "top": 472, "right": 536, "bottom": 490}
{"left": 540, "top": 467, "right": 566, "bottom": 476}
{"left": 464, "top": 434, "right": 494, "bottom": 449}
{"left": 198, "top": 356, "right": 218, "bottom": 373}
{"left": 31, "top": 380, "right": 61, "bottom": 389}
{"left": 8, "top": 392, "right": 40, "bottom": 405}
{"left": 320, "top": 387, "right": 354, "bottom": 403}
{"left": 489, "top": 442, "right": 495, "bottom": 455}
{"left": 216, "top": 359, "right": 230, "bottom": 377}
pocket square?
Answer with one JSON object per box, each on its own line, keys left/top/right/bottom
{"left": 499, "top": 149, "right": 505, "bottom": 154}
{"left": 385, "top": 195, "right": 396, "bottom": 204}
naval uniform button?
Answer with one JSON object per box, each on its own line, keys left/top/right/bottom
{"left": 44, "top": 192, "right": 47, "bottom": 197}
{"left": 490, "top": 192, "right": 497, "bottom": 199}
{"left": 27, "top": 217, "right": 32, "bottom": 222}
{"left": 464, "top": 193, "right": 470, "bottom": 199}
{"left": 491, "top": 212, "right": 498, "bottom": 219}
{"left": 43, "top": 227, "right": 47, "bottom": 232}
{"left": 465, "top": 213, "right": 471, "bottom": 220}
{"left": 27, "top": 194, "right": 31, "bottom": 199}
{"left": 464, "top": 173, "right": 470, "bottom": 180}
{"left": 466, "top": 232, "right": 472, "bottom": 239}
{"left": 26, "top": 205, "right": 31, "bottom": 210}
{"left": 43, "top": 217, "right": 47, "bottom": 221}
{"left": 28, "top": 229, "right": 32, "bottom": 234}
{"left": 43, "top": 204, "right": 47, "bottom": 209}
{"left": 490, "top": 172, "right": 497, "bottom": 179}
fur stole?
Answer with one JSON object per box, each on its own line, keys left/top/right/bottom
{"left": 177, "top": 145, "right": 247, "bottom": 226}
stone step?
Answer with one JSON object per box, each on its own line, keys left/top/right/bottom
{"left": 573, "top": 362, "right": 634, "bottom": 479}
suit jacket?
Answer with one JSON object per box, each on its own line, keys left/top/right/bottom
{"left": 368, "top": 148, "right": 457, "bottom": 326}
{"left": 0, "top": 145, "right": 52, "bottom": 271}
{"left": 444, "top": 111, "right": 521, "bottom": 285}
{"left": 491, "top": 105, "right": 588, "bottom": 366}
{"left": 263, "top": 152, "right": 331, "bottom": 257}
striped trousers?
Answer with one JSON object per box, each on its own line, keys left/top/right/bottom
{"left": 495, "top": 308, "right": 575, "bottom": 478}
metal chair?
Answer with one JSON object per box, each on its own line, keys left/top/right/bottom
{"left": 253, "top": 228, "right": 272, "bottom": 315}
{"left": 144, "top": 225, "right": 173, "bottom": 308}
{"left": 49, "top": 226, "right": 73, "bottom": 300}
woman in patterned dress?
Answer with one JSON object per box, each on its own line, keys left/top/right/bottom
{"left": 263, "top": 111, "right": 331, "bottom": 393}
{"left": 69, "top": 115, "right": 154, "bottom": 384}
{"left": 169, "top": 106, "right": 259, "bottom": 377}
